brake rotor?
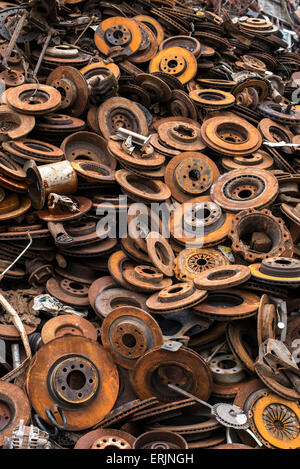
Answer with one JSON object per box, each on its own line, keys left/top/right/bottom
{"left": 131, "top": 345, "right": 212, "bottom": 403}
{"left": 258, "top": 118, "right": 294, "bottom": 155}
{"left": 0, "top": 193, "right": 30, "bottom": 221}
{"left": 174, "top": 248, "right": 229, "bottom": 282}
{"left": 46, "top": 66, "right": 88, "bottom": 117}
{"left": 107, "top": 250, "right": 137, "bottom": 291}
{"left": 133, "top": 430, "right": 188, "bottom": 449}
{"left": 0, "top": 170, "right": 27, "bottom": 193}
{"left": 229, "top": 208, "right": 293, "bottom": 262}
{"left": 0, "top": 381, "right": 31, "bottom": 446}
{"left": 0, "top": 152, "right": 26, "bottom": 180}
{"left": 74, "top": 429, "right": 136, "bottom": 449}
{"left": 250, "top": 257, "right": 300, "bottom": 286}
{"left": 258, "top": 101, "right": 300, "bottom": 125}
{"left": 26, "top": 336, "right": 119, "bottom": 431}
{"left": 146, "top": 282, "right": 207, "bottom": 314}
{"left": 189, "top": 89, "right": 235, "bottom": 109}
{"left": 146, "top": 232, "right": 175, "bottom": 277}
{"left": 157, "top": 121, "right": 205, "bottom": 151}
{"left": 81, "top": 61, "right": 120, "bottom": 80}
{"left": 247, "top": 389, "right": 300, "bottom": 449}
{"left": 168, "top": 90, "right": 198, "bottom": 121}
{"left": 101, "top": 305, "right": 163, "bottom": 369}
{"left": 226, "top": 319, "right": 258, "bottom": 373}
{"left": 149, "top": 47, "right": 197, "bottom": 84}
{"left": 94, "top": 287, "right": 148, "bottom": 319}
{"left": 46, "top": 277, "right": 89, "bottom": 307}
{"left": 232, "top": 77, "right": 269, "bottom": 101}
{"left": 61, "top": 131, "right": 116, "bottom": 168}
{"left": 164, "top": 152, "right": 219, "bottom": 202}
{"left": 98, "top": 97, "right": 148, "bottom": 139}
{"left": 134, "top": 15, "right": 164, "bottom": 45}
{"left": 209, "top": 353, "right": 248, "bottom": 398}
{"left": 115, "top": 170, "right": 171, "bottom": 203}
{"left": 3, "top": 138, "right": 64, "bottom": 163}
{"left": 0, "top": 105, "right": 35, "bottom": 141}
{"left": 121, "top": 237, "right": 152, "bottom": 264}
{"left": 72, "top": 160, "right": 115, "bottom": 184}
{"left": 194, "top": 265, "right": 251, "bottom": 291}
{"left": 194, "top": 289, "right": 260, "bottom": 321}
{"left": 41, "top": 314, "right": 98, "bottom": 344}
{"left": 6, "top": 84, "right": 61, "bottom": 115}
{"left": 201, "top": 114, "right": 262, "bottom": 156}
{"left": 108, "top": 138, "right": 164, "bottom": 170}
{"left": 221, "top": 150, "right": 274, "bottom": 171}
{"left": 130, "top": 22, "right": 158, "bottom": 64}
{"left": 170, "top": 197, "right": 234, "bottom": 247}
{"left": 94, "top": 17, "right": 142, "bottom": 57}
{"left": 123, "top": 265, "right": 172, "bottom": 292}
{"left": 135, "top": 73, "right": 171, "bottom": 102}
{"left": 257, "top": 295, "right": 277, "bottom": 346}
{"left": 211, "top": 168, "right": 279, "bottom": 212}
{"left": 159, "top": 36, "right": 201, "bottom": 58}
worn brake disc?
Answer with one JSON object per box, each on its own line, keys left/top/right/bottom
{"left": 98, "top": 97, "right": 148, "bottom": 139}
{"left": 46, "top": 66, "right": 89, "bottom": 117}
{"left": 170, "top": 197, "right": 234, "bottom": 247}
{"left": 74, "top": 429, "right": 136, "bottom": 449}
{"left": 211, "top": 168, "right": 279, "bottom": 212}
{"left": 149, "top": 47, "right": 197, "bottom": 84}
{"left": 250, "top": 257, "right": 300, "bottom": 286}
{"left": 101, "top": 305, "right": 163, "bottom": 369}
{"left": 94, "top": 17, "right": 142, "bottom": 58}
{"left": 146, "top": 282, "right": 207, "bottom": 314}
{"left": 164, "top": 152, "right": 219, "bottom": 202}
{"left": 131, "top": 345, "right": 212, "bottom": 403}
{"left": 157, "top": 121, "right": 205, "bottom": 152}
{"left": 201, "top": 114, "right": 262, "bottom": 156}
{"left": 26, "top": 336, "right": 119, "bottom": 431}
{"left": 0, "top": 381, "right": 31, "bottom": 446}
{"left": 194, "top": 289, "right": 260, "bottom": 321}
{"left": 6, "top": 84, "right": 61, "bottom": 116}
{"left": 194, "top": 265, "right": 251, "bottom": 291}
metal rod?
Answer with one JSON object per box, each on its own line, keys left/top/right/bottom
{"left": 2, "top": 10, "right": 28, "bottom": 68}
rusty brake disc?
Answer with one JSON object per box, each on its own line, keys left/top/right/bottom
{"left": 26, "top": 336, "right": 119, "bottom": 431}
{"left": 170, "top": 197, "right": 234, "bottom": 247}
{"left": 101, "top": 305, "right": 163, "bottom": 369}
{"left": 46, "top": 66, "right": 89, "bottom": 117}
{"left": 249, "top": 257, "right": 300, "bottom": 286}
{"left": 94, "top": 17, "right": 142, "bottom": 58}
{"left": 131, "top": 345, "right": 212, "bottom": 403}
{"left": 74, "top": 429, "right": 136, "bottom": 449}
{"left": 41, "top": 314, "right": 98, "bottom": 344}
{"left": 194, "top": 265, "right": 251, "bottom": 291}
{"left": 146, "top": 282, "right": 207, "bottom": 314}
{"left": 194, "top": 289, "right": 260, "bottom": 321}
{"left": 201, "top": 114, "right": 262, "bottom": 156}
{"left": 211, "top": 168, "right": 279, "bottom": 212}
{"left": 0, "top": 381, "right": 31, "bottom": 446}
{"left": 0, "top": 105, "right": 35, "bottom": 141}
{"left": 98, "top": 97, "right": 148, "bottom": 139}
{"left": 149, "top": 47, "right": 197, "bottom": 85}
{"left": 123, "top": 265, "right": 172, "bottom": 292}
{"left": 164, "top": 152, "right": 219, "bottom": 202}
{"left": 6, "top": 84, "right": 61, "bottom": 116}
{"left": 133, "top": 430, "right": 188, "bottom": 449}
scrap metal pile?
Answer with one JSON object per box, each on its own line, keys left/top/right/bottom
{"left": 1, "top": 0, "right": 300, "bottom": 451}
